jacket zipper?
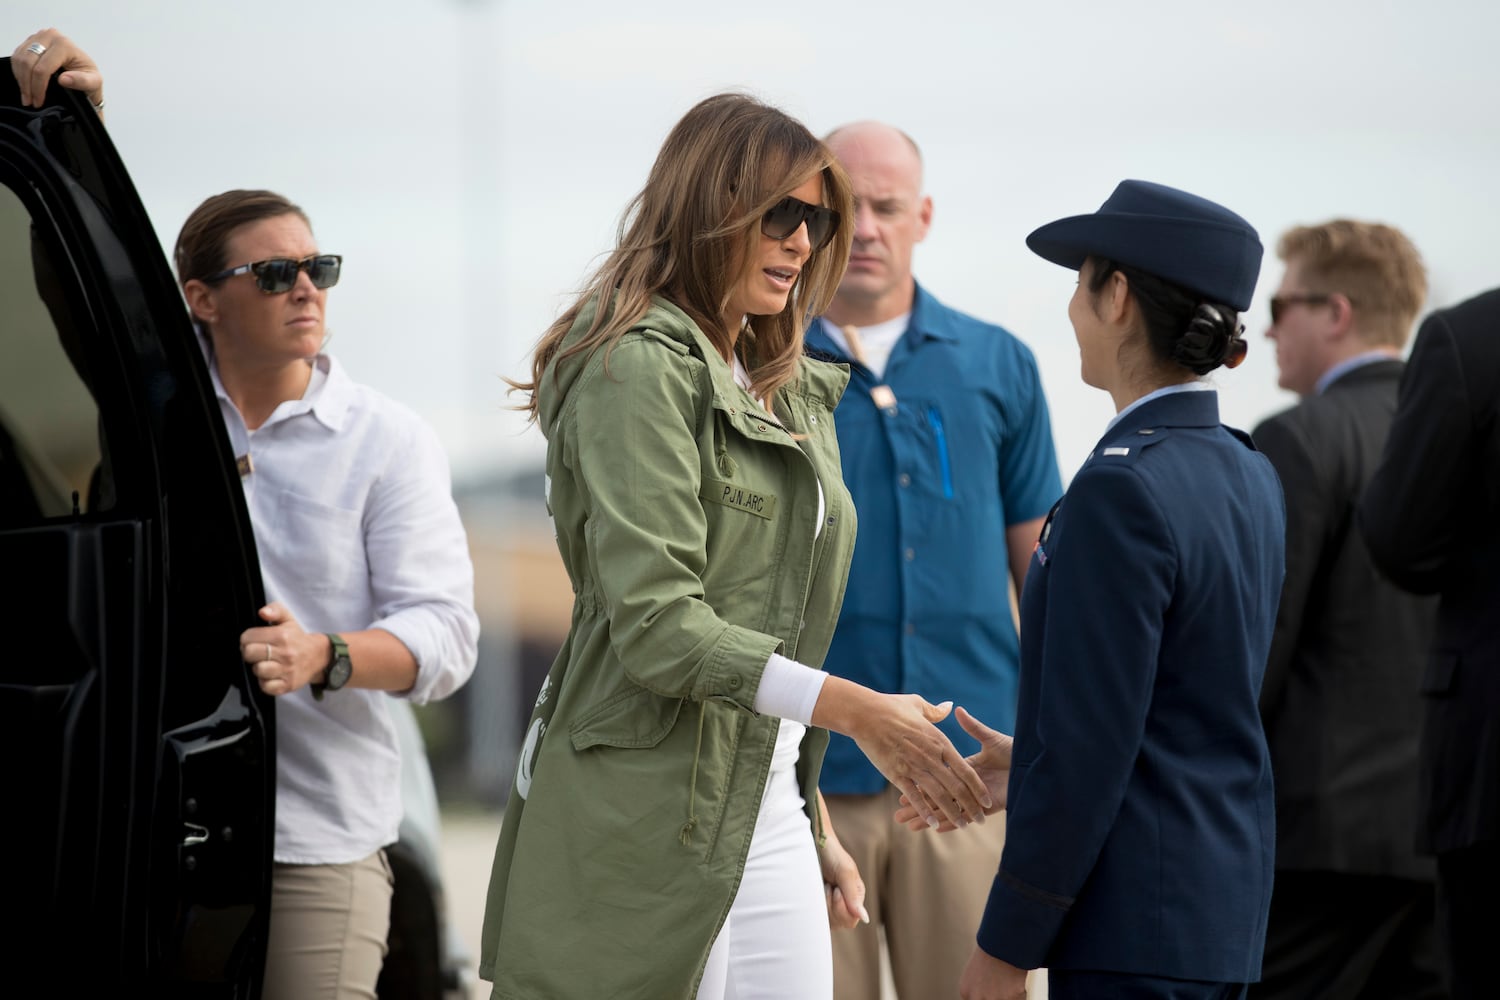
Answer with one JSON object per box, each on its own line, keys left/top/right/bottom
{"left": 927, "top": 406, "right": 954, "bottom": 499}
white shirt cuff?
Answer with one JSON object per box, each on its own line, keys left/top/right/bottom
{"left": 753, "top": 652, "right": 828, "bottom": 725}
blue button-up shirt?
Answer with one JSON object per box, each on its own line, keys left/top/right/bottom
{"left": 808, "top": 283, "right": 1063, "bottom": 794}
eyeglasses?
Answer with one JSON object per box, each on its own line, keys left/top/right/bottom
{"left": 761, "top": 197, "right": 840, "bottom": 252}
{"left": 203, "top": 254, "right": 343, "bottom": 294}
{"left": 1269, "top": 293, "right": 1331, "bottom": 325}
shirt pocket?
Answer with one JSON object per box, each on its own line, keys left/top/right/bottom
{"left": 272, "top": 489, "right": 366, "bottom": 595}
{"left": 889, "top": 398, "right": 958, "bottom": 502}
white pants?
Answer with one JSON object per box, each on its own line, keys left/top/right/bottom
{"left": 697, "top": 728, "right": 831, "bottom": 1000}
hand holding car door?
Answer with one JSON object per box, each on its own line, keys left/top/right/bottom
{"left": 10, "top": 28, "right": 103, "bottom": 114}
{"left": 12, "top": 32, "right": 481, "bottom": 1000}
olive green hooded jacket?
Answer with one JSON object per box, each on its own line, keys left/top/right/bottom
{"left": 479, "top": 296, "right": 857, "bottom": 999}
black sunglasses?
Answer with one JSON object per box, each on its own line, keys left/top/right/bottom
{"left": 1269, "top": 293, "right": 1331, "bottom": 325}
{"left": 203, "top": 253, "right": 343, "bottom": 294}
{"left": 761, "top": 197, "right": 840, "bottom": 252}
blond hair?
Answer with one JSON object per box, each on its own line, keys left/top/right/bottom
{"left": 511, "top": 93, "right": 853, "bottom": 419}
{"left": 1278, "top": 220, "right": 1427, "bottom": 347}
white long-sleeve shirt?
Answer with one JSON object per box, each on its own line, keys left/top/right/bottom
{"left": 208, "top": 350, "right": 479, "bottom": 863}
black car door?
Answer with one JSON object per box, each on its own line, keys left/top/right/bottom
{"left": 0, "top": 69, "right": 274, "bottom": 996}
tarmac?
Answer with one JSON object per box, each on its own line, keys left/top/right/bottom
{"left": 437, "top": 810, "right": 502, "bottom": 1000}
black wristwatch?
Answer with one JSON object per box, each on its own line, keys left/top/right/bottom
{"left": 311, "top": 633, "right": 352, "bottom": 701}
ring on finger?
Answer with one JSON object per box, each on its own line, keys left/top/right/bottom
{"left": 25, "top": 42, "right": 47, "bottom": 57}
{"left": 264, "top": 641, "right": 274, "bottom": 663}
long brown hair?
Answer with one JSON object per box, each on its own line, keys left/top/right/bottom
{"left": 511, "top": 93, "right": 853, "bottom": 419}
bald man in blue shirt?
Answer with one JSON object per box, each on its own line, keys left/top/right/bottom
{"left": 807, "top": 120, "right": 1062, "bottom": 1000}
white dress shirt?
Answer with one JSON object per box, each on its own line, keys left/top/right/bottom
{"left": 207, "top": 348, "right": 479, "bottom": 864}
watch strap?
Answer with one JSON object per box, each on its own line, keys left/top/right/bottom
{"left": 311, "top": 632, "right": 351, "bottom": 701}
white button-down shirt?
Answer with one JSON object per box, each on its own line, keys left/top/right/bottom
{"left": 208, "top": 349, "right": 479, "bottom": 864}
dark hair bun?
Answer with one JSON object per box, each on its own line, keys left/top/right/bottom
{"left": 1172, "top": 303, "right": 1247, "bottom": 374}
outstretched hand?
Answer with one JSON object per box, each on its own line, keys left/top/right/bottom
{"left": 852, "top": 691, "right": 994, "bottom": 829}
{"left": 894, "top": 706, "right": 1012, "bottom": 832}
{"left": 811, "top": 677, "right": 994, "bottom": 829}
{"left": 11, "top": 29, "right": 104, "bottom": 114}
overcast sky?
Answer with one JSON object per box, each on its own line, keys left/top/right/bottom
{"left": 9, "top": 0, "right": 1500, "bottom": 481}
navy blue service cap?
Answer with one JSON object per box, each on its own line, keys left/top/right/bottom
{"left": 1026, "top": 179, "right": 1263, "bottom": 312}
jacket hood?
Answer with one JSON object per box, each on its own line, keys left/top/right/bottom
{"left": 536, "top": 293, "right": 850, "bottom": 433}
{"left": 537, "top": 294, "right": 703, "bottom": 434}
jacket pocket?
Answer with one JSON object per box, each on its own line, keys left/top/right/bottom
{"left": 569, "top": 684, "right": 684, "bottom": 750}
{"left": 1419, "top": 651, "right": 1459, "bottom": 696}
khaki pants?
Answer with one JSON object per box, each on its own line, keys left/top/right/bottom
{"left": 262, "top": 850, "right": 394, "bottom": 1000}
{"left": 828, "top": 788, "right": 1045, "bottom": 1000}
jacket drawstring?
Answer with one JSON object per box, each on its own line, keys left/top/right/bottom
{"left": 715, "top": 412, "right": 738, "bottom": 478}
{"left": 679, "top": 701, "right": 707, "bottom": 845}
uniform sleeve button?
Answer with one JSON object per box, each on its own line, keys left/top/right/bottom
{"left": 727, "top": 675, "right": 742, "bottom": 690}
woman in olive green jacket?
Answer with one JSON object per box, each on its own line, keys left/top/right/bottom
{"left": 479, "top": 94, "right": 991, "bottom": 1000}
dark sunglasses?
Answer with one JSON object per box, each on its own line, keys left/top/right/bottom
{"left": 203, "top": 253, "right": 343, "bottom": 294}
{"left": 761, "top": 197, "right": 840, "bottom": 252}
{"left": 1269, "top": 293, "right": 1331, "bottom": 325}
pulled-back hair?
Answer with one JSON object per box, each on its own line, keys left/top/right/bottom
{"left": 1088, "top": 258, "right": 1248, "bottom": 376}
{"left": 512, "top": 92, "right": 854, "bottom": 419}
{"left": 1277, "top": 220, "right": 1426, "bottom": 348}
{"left": 174, "top": 189, "right": 311, "bottom": 286}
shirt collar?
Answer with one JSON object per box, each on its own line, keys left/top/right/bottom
{"left": 197, "top": 326, "right": 351, "bottom": 432}
{"left": 1106, "top": 381, "right": 1214, "bottom": 433}
{"left": 806, "top": 279, "right": 958, "bottom": 361}
{"left": 905, "top": 281, "right": 961, "bottom": 343}
{"left": 1315, "top": 349, "right": 1401, "bottom": 395}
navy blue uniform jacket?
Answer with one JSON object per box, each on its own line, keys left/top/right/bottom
{"left": 978, "top": 389, "right": 1286, "bottom": 982}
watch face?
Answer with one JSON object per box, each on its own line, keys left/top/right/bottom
{"left": 325, "top": 654, "right": 352, "bottom": 691}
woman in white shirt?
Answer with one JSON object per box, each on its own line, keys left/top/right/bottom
{"left": 171, "top": 188, "right": 479, "bottom": 1000}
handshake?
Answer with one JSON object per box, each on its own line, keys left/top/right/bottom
{"left": 890, "top": 705, "right": 1014, "bottom": 833}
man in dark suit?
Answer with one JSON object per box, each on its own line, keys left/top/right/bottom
{"left": 1360, "top": 285, "right": 1500, "bottom": 1000}
{"left": 1251, "top": 221, "right": 1444, "bottom": 999}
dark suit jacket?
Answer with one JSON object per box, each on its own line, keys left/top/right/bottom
{"left": 1253, "top": 360, "right": 1436, "bottom": 878}
{"left": 978, "top": 390, "right": 1285, "bottom": 982}
{"left": 1360, "top": 287, "right": 1500, "bottom": 855}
